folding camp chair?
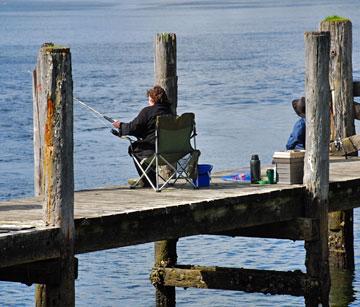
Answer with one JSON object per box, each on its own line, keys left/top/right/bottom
{"left": 124, "top": 113, "right": 200, "bottom": 192}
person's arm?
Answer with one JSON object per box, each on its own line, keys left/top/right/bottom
{"left": 286, "top": 118, "right": 305, "bottom": 150}
{"left": 116, "top": 107, "right": 148, "bottom": 138}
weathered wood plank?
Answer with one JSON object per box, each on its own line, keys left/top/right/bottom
{"left": 74, "top": 188, "right": 305, "bottom": 254}
{"left": 0, "top": 258, "right": 78, "bottom": 286}
{"left": 215, "top": 218, "right": 319, "bottom": 241}
{"left": 0, "top": 228, "right": 61, "bottom": 269}
{"left": 32, "top": 68, "right": 42, "bottom": 197}
{"left": 150, "top": 265, "right": 313, "bottom": 296}
{"left": 1, "top": 160, "right": 360, "bottom": 268}
{"left": 1, "top": 158, "right": 360, "bottom": 224}
{"left": 328, "top": 179, "right": 360, "bottom": 212}
{"left": 0, "top": 177, "right": 360, "bottom": 268}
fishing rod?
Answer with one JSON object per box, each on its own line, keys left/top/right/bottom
{"left": 74, "top": 97, "right": 122, "bottom": 137}
{"left": 74, "top": 97, "right": 115, "bottom": 125}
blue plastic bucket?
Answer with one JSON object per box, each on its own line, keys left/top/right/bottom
{"left": 194, "top": 164, "right": 213, "bottom": 187}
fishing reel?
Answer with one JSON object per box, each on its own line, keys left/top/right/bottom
{"left": 111, "top": 129, "right": 121, "bottom": 137}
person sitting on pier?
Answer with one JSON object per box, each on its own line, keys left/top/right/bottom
{"left": 286, "top": 96, "right": 306, "bottom": 150}
{"left": 112, "top": 85, "right": 172, "bottom": 187}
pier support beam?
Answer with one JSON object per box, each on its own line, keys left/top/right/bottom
{"left": 320, "top": 18, "right": 355, "bottom": 270}
{"left": 33, "top": 43, "right": 75, "bottom": 307}
{"left": 153, "top": 240, "right": 178, "bottom": 307}
{"left": 216, "top": 218, "right": 319, "bottom": 241}
{"left": 151, "top": 265, "right": 311, "bottom": 297}
{"left": 0, "top": 258, "right": 78, "bottom": 286}
{"left": 155, "top": 33, "right": 177, "bottom": 115}
{"left": 303, "top": 31, "right": 331, "bottom": 306}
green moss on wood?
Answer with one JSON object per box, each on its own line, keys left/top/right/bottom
{"left": 157, "top": 33, "right": 176, "bottom": 43}
{"left": 42, "top": 42, "right": 69, "bottom": 53}
{"left": 323, "top": 15, "right": 350, "bottom": 22}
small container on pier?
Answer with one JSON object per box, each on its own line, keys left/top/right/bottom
{"left": 272, "top": 151, "right": 305, "bottom": 184}
{"left": 250, "top": 154, "right": 261, "bottom": 183}
{"left": 194, "top": 164, "right": 213, "bottom": 187}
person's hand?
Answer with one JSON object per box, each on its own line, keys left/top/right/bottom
{"left": 112, "top": 120, "right": 121, "bottom": 129}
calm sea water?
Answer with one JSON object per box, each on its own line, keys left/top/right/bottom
{"left": 1, "top": 0, "right": 360, "bottom": 306}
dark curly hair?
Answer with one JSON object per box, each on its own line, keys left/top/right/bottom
{"left": 292, "top": 96, "right": 306, "bottom": 118}
{"left": 146, "top": 85, "right": 169, "bottom": 105}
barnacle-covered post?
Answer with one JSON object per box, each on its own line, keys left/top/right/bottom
{"left": 153, "top": 240, "right": 178, "bottom": 306}
{"left": 303, "top": 31, "right": 331, "bottom": 306}
{"left": 33, "top": 43, "right": 75, "bottom": 306}
{"left": 320, "top": 16, "right": 355, "bottom": 270}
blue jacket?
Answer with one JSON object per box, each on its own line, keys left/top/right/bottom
{"left": 286, "top": 117, "right": 305, "bottom": 150}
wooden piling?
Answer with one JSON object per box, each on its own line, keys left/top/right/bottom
{"left": 153, "top": 240, "right": 178, "bottom": 307}
{"left": 153, "top": 32, "right": 178, "bottom": 306}
{"left": 303, "top": 31, "right": 331, "bottom": 306}
{"left": 33, "top": 43, "right": 75, "bottom": 306}
{"left": 329, "top": 266, "right": 355, "bottom": 306}
{"left": 155, "top": 33, "right": 177, "bottom": 115}
{"left": 320, "top": 17, "right": 355, "bottom": 270}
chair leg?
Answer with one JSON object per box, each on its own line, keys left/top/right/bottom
{"left": 131, "top": 156, "right": 157, "bottom": 191}
{"left": 155, "top": 155, "right": 159, "bottom": 192}
{"left": 172, "top": 160, "right": 198, "bottom": 189}
{"left": 157, "top": 156, "right": 197, "bottom": 190}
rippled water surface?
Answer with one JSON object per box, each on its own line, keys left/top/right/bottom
{"left": 1, "top": 0, "right": 360, "bottom": 306}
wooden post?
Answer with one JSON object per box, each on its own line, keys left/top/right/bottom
{"left": 155, "top": 33, "right": 177, "bottom": 115}
{"left": 320, "top": 17, "right": 355, "bottom": 270}
{"left": 154, "top": 33, "right": 178, "bottom": 180}
{"left": 303, "top": 31, "right": 331, "bottom": 306}
{"left": 33, "top": 43, "right": 75, "bottom": 306}
{"left": 154, "top": 240, "right": 178, "bottom": 307}
{"left": 329, "top": 266, "right": 355, "bottom": 306}
{"left": 153, "top": 34, "right": 178, "bottom": 305}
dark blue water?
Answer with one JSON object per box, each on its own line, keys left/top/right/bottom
{"left": 1, "top": 0, "right": 360, "bottom": 305}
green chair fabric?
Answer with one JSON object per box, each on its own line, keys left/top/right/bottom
{"left": 132, "top": 112, "right": 200, "bottom": 191}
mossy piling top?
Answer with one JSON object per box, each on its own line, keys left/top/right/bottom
{"left": 323, "top": 15, "right": 351, "bottom": 23}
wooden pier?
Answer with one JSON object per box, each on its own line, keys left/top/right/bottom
{"left": 2, "top": 17, "right": 360, "bottom": 306}
{"left": 1, "top": 159, "right": 360, "bottom": 303}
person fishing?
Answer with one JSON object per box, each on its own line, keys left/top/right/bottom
{"left": 112, "top": 85, "right": 172, "bottom": 187}
{"left": 286, "top": 96, "right": 306, "bottom": 150}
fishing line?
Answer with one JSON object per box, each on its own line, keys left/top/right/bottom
{"left": 74, "top": 97, "right": 115, "bottom": 128}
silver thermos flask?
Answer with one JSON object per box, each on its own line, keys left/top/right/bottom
{"left": 250, "top": 154, "right": 261, "bottom": 183}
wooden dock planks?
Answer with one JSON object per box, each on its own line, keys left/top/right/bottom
{"left": 0, "top": 158, "right": 360, "bottom": 269}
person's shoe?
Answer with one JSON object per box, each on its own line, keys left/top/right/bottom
{"left": 128, "top": 178, "right": 144, "bottom": 188}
